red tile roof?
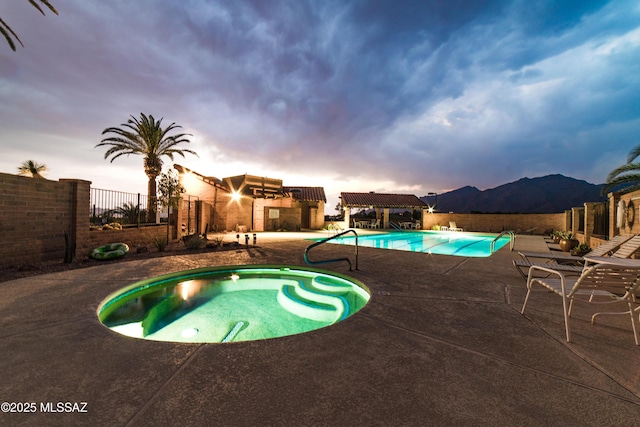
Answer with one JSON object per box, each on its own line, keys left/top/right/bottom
{"left": 340, "top": 192, "right": 427, "bottom": 208}
{"left": 284, "top": 187, "right": 326, "bottom": 202}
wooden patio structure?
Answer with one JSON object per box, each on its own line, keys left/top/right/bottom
{"left": 340, "top": 192, "right": 428, "bottom": 229}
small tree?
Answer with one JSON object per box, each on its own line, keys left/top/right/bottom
{"left": 157, "top": 169, "right": 184, "bottom": 243}
{"left": 97, "top": 113, "right": 197, "bottom": 223}
{"left": 17, "top": 159, "right": 47, "bottom": 178}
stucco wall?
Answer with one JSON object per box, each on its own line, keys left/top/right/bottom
{"left": 420, "top": 212, "right": 567, "bottom": 234}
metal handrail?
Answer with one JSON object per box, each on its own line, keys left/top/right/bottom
{"left": 304, "top": 229, "right": 359, "bottom": 270}
{"left": 491, "top": 230, "right": 515, "bottom": 253}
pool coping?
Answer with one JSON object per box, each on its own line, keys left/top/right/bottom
{"left": 1, "top": 233, "right": 639, "bottom": 425}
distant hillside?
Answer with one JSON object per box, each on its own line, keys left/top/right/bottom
{"left": 423, "top": 174, "right": 606, "bottom": 214}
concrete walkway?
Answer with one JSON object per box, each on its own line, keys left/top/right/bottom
{"left": 1, "top": 232, "right": 639, "bottom": 426}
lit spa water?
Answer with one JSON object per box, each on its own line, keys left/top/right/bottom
{"left": 326, "top": 230, "right": 511, "bottom": 257}
{"left": 98, "top": 265, "right": 370, "bottom": 343}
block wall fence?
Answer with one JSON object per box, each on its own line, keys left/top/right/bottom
{"left": 0, "top": 171, "right": 618, "bottom": 269}
{"left": 420, "top": 212, "right": 567, "bottom": 235}
{"left": 0, "top": 173, "right": 166, "bottom": 269}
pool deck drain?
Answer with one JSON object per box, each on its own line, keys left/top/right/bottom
{"left": 1, "top": 232, "right": 639, "bottom": 426}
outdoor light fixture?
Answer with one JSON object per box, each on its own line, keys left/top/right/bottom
{"left": 181, "top": 328, "right": 199, "bottom": 338}
{"left": 427, "top": 192, "right": 438, "bottom": 213}
{"left": 231, "top": 190, "right": 242, "bottom": 202}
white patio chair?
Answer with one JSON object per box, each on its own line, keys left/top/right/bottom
{"left": 449, "top": 221, "right": 463, "bottom": 231}
{"left": 521, "top": 263, "right": 640, "bottom": 345}
{"left": 513, "top": 235, "right": 640, "bottom": 280}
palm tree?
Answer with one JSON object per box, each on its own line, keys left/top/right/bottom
{"left": 1, "top": 0, "right": 58, "bottom": 51}
{"left": 17, "top": 160, "right": 47, "bottom": 178}
{"left": 115, "top": 202, "right": 146, "bottom": 226}
{"left": 96, "top": 113, "right": 197, "bottom": 223}
{"left": 601, "top": 144, "right": 640, "bottom": 196}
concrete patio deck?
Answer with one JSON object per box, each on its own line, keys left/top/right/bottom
{"left": 1, "top": 232, "right": 639, "bottom": 426}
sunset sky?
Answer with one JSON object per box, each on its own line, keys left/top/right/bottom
{"left": 1, "top": 1, "right": 638, "bottom": 212}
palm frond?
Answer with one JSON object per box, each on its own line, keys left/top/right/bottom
{"left": 601, "top": 172, "right": 640, "bottom": 195}
{"left": 97, "top": 113, "right": 197, "bottom": 164}
{"left": 28, "top": 0, "right": 58, "bottom": 16}
{"left": 0, "top": 18, "right": 23, "bottom": 51}
{"left": 17, "top": 160, "right": 47, "bottom": 178}
{"left": 605, "top": 162, "right": 640, "bottom": 183}
{"left": 626, "top": 144, "right": 640, "bottom": 164}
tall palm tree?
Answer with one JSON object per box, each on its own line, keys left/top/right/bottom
{"left": 1, "top": 0, "right": 58, "bottom": 51}
{"left": 96, "top": 113, "right": 197, "bottom": 223}
{"left": 17, "top": 160, "right": 47, "bottom": 178}
{"left": 601, "top": 144, "right": 640, "bottom": 196}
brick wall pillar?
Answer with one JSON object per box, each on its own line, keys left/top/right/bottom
{"left": 60, "top": 179, "right": 91, "bottom": 259}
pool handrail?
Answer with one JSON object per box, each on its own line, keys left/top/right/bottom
{"left": 491, "top": 230, "right": 515, "bottom": 253}
{"left": 305, "top": 229, "right": 359, "bottom": 271}
{"left": 388, "top": 221, "right": 404, "bottom": 231}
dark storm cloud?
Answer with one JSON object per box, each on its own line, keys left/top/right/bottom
{"left": 0, "top": 0, "right": 639, "bottom": 203}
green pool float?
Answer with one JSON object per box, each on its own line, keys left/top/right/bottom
{"left": 91, "top": 243, "right": 129, "bottom": 260}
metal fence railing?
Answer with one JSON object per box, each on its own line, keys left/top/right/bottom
{"left": 593, "top": 201, "right": 609, "bottom": 237}
{"left": 90, "top": 187, "right": 159, "bottom": 228}
{"left": 576, "top": 207, "right": 585, "bottom": 233}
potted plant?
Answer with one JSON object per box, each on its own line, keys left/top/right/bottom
{"left": 571, "top": 242, "right": 591, "bottom": 257}
{"left": 559, "top": 232, "right": 579, "bottom": 252}
{"left": 551, "top": 230, "right": 563, "bottom": 244}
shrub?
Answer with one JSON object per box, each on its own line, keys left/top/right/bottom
{"left": 211, "top": 232, "right": 225, "bottom": 247}
{"left": 153, "top": 236, "right": 168, "bottom": 252}
{"left": 183, "top": 235, "right": 206, "bottom": 250}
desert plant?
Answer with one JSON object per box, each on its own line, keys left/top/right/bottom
{"left": 115, "top": 202, "right": 144, "bottom": 225}
{"left": 96, "top": 113, "right": 197, "bottom": 223}
{"left": 183, "top": 234, "right": 206, "bottom": 250}
{"left": 152, "top": 236, "right": 168, "bottom": 252}
{"left": 211, "top": 232, "right": 225, "bottom": 247}
{"left": 17, "top": 160, "right": 47, "bottom": 178}
{"left": 574, "top": 243, "right": 591, "bottom": 252}
{"left": 559, "top": 231, "right": 574, "bottom": 240}
{"left": 157, "top": 169, "right": 185, "bottom": 242}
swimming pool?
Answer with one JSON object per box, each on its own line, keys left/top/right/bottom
{"left": 326, "top": 230, "right": 512, "bottom": 257}
{"left": 98, "top": 265, "right": 370, "bottom": 343}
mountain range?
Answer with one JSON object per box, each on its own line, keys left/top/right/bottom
{"left": 422, "top": 174, "right": 607, "bottom": 214}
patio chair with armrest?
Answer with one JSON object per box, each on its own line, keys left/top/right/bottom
{"left": 521, "top": 263, "right": 640, "bottom": 345}
{"left": 512, "top": 234, "right": 640, "bottom": 279}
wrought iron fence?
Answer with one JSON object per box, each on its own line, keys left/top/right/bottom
{"left": 90, "top": 187, "right": 160, "bottom": 228}
{"left": 576, "top": 207, "right": 585, "bottom": 233}
{"left": 593, "top": 202, "right": 609, "bottom": 237}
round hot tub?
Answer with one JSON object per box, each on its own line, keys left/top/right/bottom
{"left": 98, "top": 265, "right": 370, "bottom": 343}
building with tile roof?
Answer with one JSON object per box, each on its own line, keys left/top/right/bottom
{"left": 340, "top": 192, "right": 427, "bottom": 229}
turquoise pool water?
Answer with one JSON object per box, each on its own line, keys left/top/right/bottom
{"left": 98, "top": 265, "right": 370, "bottom": 343}
{"left": 326, "top": 230, "right": 511, "bottom": 257}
